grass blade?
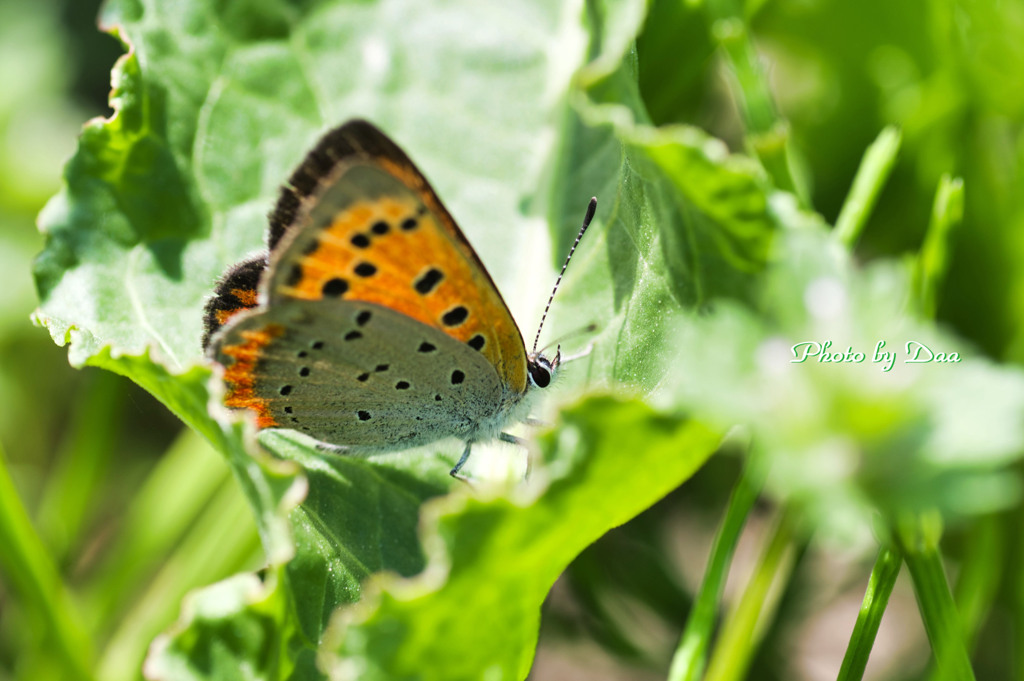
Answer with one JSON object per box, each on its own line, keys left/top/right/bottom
{"left": 668, "top": 458, "right": 760, "bottom": 681}
{"left": 833, "top": 127, "right": 902, "bottom": 249}
{"left": 0, "top": 440, "right": 94, "bottom": 680}
{"left": 704, "top": 506, "right": 799, "bottom": 681}
{"left": 899, "top": 513, "right": 977, "bottom": 681}
{"left": 837, "top": 546, "right": 903, "bottom": 681}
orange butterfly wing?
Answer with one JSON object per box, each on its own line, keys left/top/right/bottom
{"left": 263, "top": 120, "right": 528, "bottom": 394}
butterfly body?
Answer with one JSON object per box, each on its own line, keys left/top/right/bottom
{"left": 204, "top": 120, "right": 566, "bottom": 476}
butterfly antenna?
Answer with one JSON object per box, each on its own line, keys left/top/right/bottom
{"left": 532, "top": 197, "right": 597, "bottom": 354}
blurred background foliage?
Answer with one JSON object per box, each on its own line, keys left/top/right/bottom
{"left": 2, "top": 0, "right": 1023, "bottom": 679}
{"left": 637, "top": 0, "right": 1024, "bottom": 363}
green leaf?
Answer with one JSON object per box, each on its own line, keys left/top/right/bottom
{"left": 542, "top": 0, "right": 785, "bottom": 399}
{"left": 145, "top": 568, "right": 304, "bottom": 681}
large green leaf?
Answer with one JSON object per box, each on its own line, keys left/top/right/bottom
{"left": 321, "top": 397, "right": 719, "bottom": 680}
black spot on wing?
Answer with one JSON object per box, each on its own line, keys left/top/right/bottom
{"left": 414, "top": 268, "right": 444, "bottom": 295}
{"left": 322, "top": 278, "right": 348, "bottom": 297}
{"left": 354, "top": 262, "right": 377, "bottom": 277}
{"left": 287, "top": 264, "right": 303, "bottom": 287}
{"left": 442, "top": 306, "right": 468, "bottom": 326}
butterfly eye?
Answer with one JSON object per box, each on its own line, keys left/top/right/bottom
{"left": 528, "top": 356, "right": 554, "bottom": 389}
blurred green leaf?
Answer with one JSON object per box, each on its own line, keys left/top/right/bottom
{"left": 751, "top": 0, "right": 1024, "bottom": 360}
{"left": 659, "top": 226, "right": 1024, "bottom": 546}
{"left": 96, "top": 442, "right": 264, "bottom": 681}
{"left": 635, "top": 0, "right": 715, "bottom": 127}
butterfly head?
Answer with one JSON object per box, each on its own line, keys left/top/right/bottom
{"left": 526, "top": 347, "right": 561, "bottom": 389}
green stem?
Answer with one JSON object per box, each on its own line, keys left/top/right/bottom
{"left": 898, "top": 513, "right": 976, "bottom": 681}
{"left": 1013, "top": 504, "right": 1024, "bottom": 681}
{"left": 833, "top": 127, "right": 902, "bottom": 249}
{"left": 913, "top": 174, "right": 965, "bottom": 320}
{"left": 925, "top": 515, "right": 1001, "bottom": 681}
{"left": 837, "top": 546, "right": 903, "bottom": 681}
{"left": 952, "top": 516, "right": 1001, "bottom": 650}
{"left": 709, "top": 13, "right": 777, "bottom": 136}
{"left": 668, "top": 461, "right": 761, "bottom": 681}
{"left": 0, "top": 440, "right": 94, "bottom": 680}
{"left": 704, "top": 506, "right": 799, "bottom": 681}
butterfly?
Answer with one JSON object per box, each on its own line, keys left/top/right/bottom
{"left": 202, "top": 120, "right": 595, "bottom": 478}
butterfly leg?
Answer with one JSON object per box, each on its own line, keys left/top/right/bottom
{"left": 559, "top": 341, "right": 595, "bottom": 364}
{"left": 499, "top": 432, "right": 528, "bottom": 447}
{"left": 449, "top": 442, "right": 474, "bottom": 480}
{"left": 499, "top": 432, "right": 536, "bottom": 478}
